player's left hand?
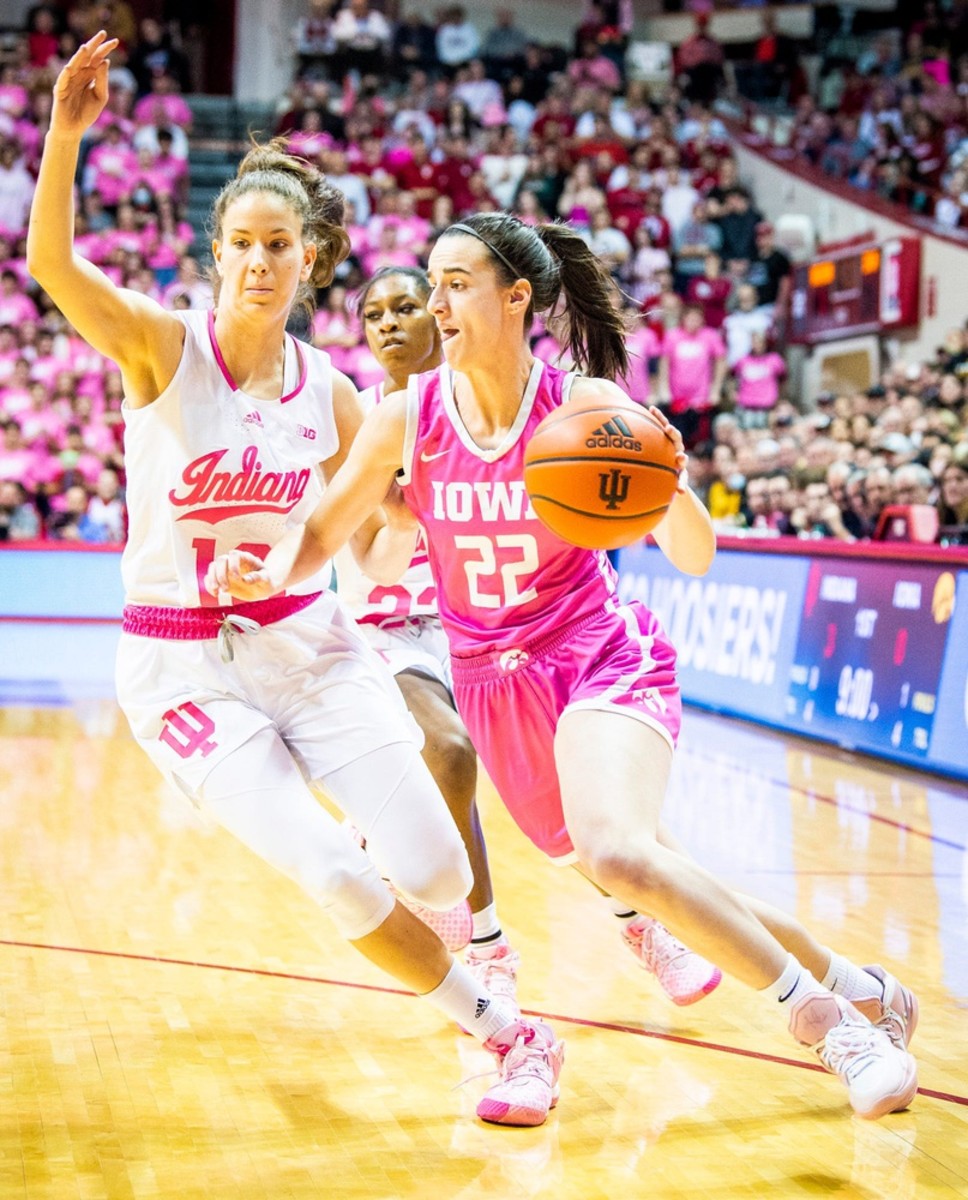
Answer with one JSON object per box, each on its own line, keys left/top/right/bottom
{"left": 205, "top": 550, "right": 273, "bottom": 601}
{"left": 646, "top": 405, "right": 689, "bottom": 491}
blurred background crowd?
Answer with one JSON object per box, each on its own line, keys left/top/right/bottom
{"left": 0, "top": 0, "right": 967, "bottom": 547}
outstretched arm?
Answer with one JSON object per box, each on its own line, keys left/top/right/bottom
{"left": 207, "top": 393, "right": 409, "bottom": 600}
{"left": 26, "top": 32, "right": 184, "bottom": 407}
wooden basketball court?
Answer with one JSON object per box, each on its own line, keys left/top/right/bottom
{"left": 1, "top": 663, "right": 966, "bottom": 1198}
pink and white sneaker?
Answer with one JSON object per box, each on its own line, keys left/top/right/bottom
{"left": 788, "top": 991, "right": 918, "bottom": 1120}
{"left": 622, "top": 917, "right": 722, "bottom": 1006}
{"left": 477, "top": 1019, "right": 564, "bottom": 1127}
{"left": 465, "top": 941, "right": 521, "bottom": 1006}
{"left": 852, "top": 965, "right": 919, "bottom": 1050}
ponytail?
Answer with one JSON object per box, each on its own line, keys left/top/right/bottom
{"left": 440, "top": 213, "right": 628, "bottom": 381}
{"left": 535, "top": 224, "right": 628, "bottom": 382}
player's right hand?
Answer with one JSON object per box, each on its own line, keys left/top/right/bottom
{"left": 205, "top": 551, "right": 273, "bottom": 601}
{"left": 52, "top": 32, "right": 119, "bottom": 137}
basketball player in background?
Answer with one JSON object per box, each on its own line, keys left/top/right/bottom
{"left": 28, "top": 35, "right": 564, "bottom": 1128}
{"left": 210, "top": 213, "right": 920, "bottom": 1122}
{"left": 349, "top": 265, "right": 724, "bottom": 1009}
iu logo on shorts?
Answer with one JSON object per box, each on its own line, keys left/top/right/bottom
{"left": 159, "top": 702, "right": 218, "bottom": 759}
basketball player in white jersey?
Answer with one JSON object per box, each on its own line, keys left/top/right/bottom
{"left": 346, "top": 266, "right": 724, "bottom": 1010}
{"left": 211, "top": 213, "right": 919, "bottom": 1122}
{"left": 26, "top": 34, "right": 563, "bottom": 1128}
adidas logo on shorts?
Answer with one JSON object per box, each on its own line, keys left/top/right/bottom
{"left": 586, "top": 415, "right": 642, "bottom": 451}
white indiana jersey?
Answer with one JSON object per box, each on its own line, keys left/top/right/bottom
{"left": 121, "top": 309, "right": 338, "bottom": 607}
{"left": 334, "top": 381, "right": 438, "bottom": 625}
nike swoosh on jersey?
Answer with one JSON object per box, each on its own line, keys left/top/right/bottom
{"left": 420, "top": 449, "right": 451, "bottom": 462}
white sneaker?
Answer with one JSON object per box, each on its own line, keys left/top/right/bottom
{"left": 852, "top": 965, "right": 919, "bottom": 1050}
{"left": 477, "top": 1019, "right": 564, "bottom": 1127}
{"left": 622, "top": 917, "right": 722, "bottom": 1006}
{"left": 788, "top": 991, "right": 918, "bottom": 1119}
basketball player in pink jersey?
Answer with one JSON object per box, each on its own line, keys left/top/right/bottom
{"left": 27, "top": 35, "right": 563, "bottom": 1128}
{"left": 210, "top": 213, "right": 919, "bottom": 1121}
{"left": 350, "top": 265, "right": 724, "bottom": 1010}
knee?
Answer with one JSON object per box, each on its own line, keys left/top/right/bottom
{"left": 303, "top": 846, "right": 394, "bottom": 941}
{"left": 393, "top": 842, "right": 473, "bottom": 912}
{"left": 580, "top": 843, "right": 669, "bottom": 908}
{"left": 423, "top": 726, "right": 478, "bottom": 813}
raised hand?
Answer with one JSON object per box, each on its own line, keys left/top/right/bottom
{"left": 205, "top": 550, "right": 274, "bottom": 602}
{"left": 51, "top": 32, "right": 119, "bottom": 138}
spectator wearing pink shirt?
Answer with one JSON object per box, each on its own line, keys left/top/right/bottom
{"left": 0, "top": 324, "right": 19, "bottom": 382}
{"left": 0, "top": 269, "right": 38, "bottom": 326}
{"left": 568, "top": 38, "right": 622, "bottom": 92}
{"left": 0, "top": 138, "right": 35, "bottom": 237}
{"left": 83, "top": 124, "right": 138, "bottom": 208}
{"left": 286, "top": 110, "right": 335, "bottom": 161}
{"left": 0, "top": 67, "right": 29, "bottom": 121}
{"left": 618, "top": 316, "right": 662, "bottom": 406}
{"left": 19, "top": 382, "right": 69, "bottom": 450}
{"left": 311, "top": 284, "right": 363, "bottom": 377}
{"left": 0, "top": 357, "right": 33, "bottom": 417}
{"left": 0, "top": 419, "right": 48, "bottom": 489}
{"left": 732, "top": 330, "right": 786, "bottom": 429}
{"left": 658, "top": 302, "right": 727, "bottom": 447}
{"left": 361, "top": 219, "right": 420, "bottom": 276}
{"left": 133, "top": 78, "right": 193, "bottom": 131}
{"left": 27, "top": 328, "right": 70, "bottom": 388}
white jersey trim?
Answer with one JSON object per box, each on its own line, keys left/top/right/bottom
{"left": 440, "top": 359, "right": 544, "bottom": 462}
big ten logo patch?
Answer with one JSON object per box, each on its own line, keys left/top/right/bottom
{"left": 159, "top": 702, "right": 218, "bottom": 759}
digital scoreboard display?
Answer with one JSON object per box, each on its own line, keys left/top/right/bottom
{"left": 789, "top": 236, "right": 921, "bottom": 345}
{"left": 617, "top": 541, "right": 968, "bottom": 780}
{"left": 786, "top": 560, "right": 956, "bottom": 760}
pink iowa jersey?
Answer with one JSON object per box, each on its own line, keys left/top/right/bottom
{"left": 121, "top": 310, "right": 337, "bottom": 607}
{"left": 335, "top": 381, "right": 438, "bottom": 624}
{"left": 398, "top": 360, "right": 619, "bottom": 655}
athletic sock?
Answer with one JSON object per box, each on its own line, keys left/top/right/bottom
{"left": 606, "top": 897, "right": 640, "bottom": 929}
{"left": 820, "top": 949, "right": 885, "bottom": 1004}
{"left": 423, "top": 960, "right": 519, "bottom": 1042}
{"left": 470, "top": 903, "right": 503, "bottom": 946}
{"left": 762, "top": 953, "right": 827, "bottom": 1008}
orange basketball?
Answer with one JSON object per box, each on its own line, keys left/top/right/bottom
{"left": 523, "top": 394, "right": 680, "bottom": 549}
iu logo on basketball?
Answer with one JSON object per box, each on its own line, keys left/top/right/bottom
{"left": 599, "top": 468, "right": 631, "bottom": 510}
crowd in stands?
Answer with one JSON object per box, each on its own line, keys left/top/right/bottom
{"left": 726, "top": 3, "right": 968, "bottom": 233}
{"left": 0, "top": 0, "right": 967, "bottom": 549}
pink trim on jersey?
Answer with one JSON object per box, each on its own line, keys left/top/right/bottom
{"left": 122, "top": 591, "right": 322, "bottom": 639}
{"left": 206, "top": 310, "right": 308, "bottom": 403}
{"left": 400, "top": 361, "right": 620, "bottom": 656}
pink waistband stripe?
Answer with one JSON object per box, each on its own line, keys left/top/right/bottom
{"left": 122, "top": 592, "right": 322, "bottom": 639}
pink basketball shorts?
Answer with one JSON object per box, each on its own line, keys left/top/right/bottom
{"left": 450, "top": 600, "right": 681, "bottom": 863}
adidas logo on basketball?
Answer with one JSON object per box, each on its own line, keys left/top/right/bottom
{"left": 586, "top": 415, "right": 641, "bottom": 452}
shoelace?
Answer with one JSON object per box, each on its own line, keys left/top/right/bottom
{"left": 218, "top": 614, "right": 262, "bottom": 663}
{"left": 467, "top": 950, "right": 518, "bottom": 995}
{"left": 638, "top": 922, "right": 688, "bottom": 974}
{"left": 819, "top": 1022, "right": 885, "bottom": 1081}
{"left": 500, "top": 1032, "right": 553, "bottom": 1084}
